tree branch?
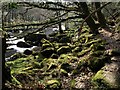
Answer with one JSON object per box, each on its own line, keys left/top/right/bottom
{"left": 78, "top": 2, "right": 111, "bottom": 36}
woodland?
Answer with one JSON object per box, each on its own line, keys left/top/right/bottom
{"left": 1, "top": 2, "right": 120, "bottom": 89}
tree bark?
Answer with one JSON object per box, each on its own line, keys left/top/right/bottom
{"left": 94, "top": 2, "right": 107, "bottom": 28}
{"left": 80, "top": 2, "right": 98, "bottom": 34}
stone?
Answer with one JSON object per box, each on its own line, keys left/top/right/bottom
{"left": 41, "top": 48, "right": 55, "bottom": 58}
{"left": 46, "top": 79, "right": 61, "bottom": 89}
{"left": 59, "top": 36, "right": 71, "bottom": 43}
{"left": 57, "top": 46, "right": 71, "bottom": 55}
{"left": 72, "top": 47, "right": 82, "bottom": 53}
{"left": 51, "top": 54, "right": 59, "bottom": 59}
{"left": 17, "top": 41, "right": 32, "bottom": 48}
{"left": 88, "top": 56, "right": 110, "bottom": 72}
{"left": 42, "top": 43, "right": 52, "bottom": 50}
{"left": 92, "top": 62, "right": 120, "bottom": 88}
{"left": 23, "top": 49, "right": 32, "bottom": 55}
{"left": 24, "top": 33, "right": 47, "bottom": 46}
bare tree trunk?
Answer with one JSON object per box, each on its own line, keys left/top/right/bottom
{"left": 94, "top": 2, "right": 107, "bottom": 28}
{"left": 80, "top": 2, "right": 98, "bottom": 34}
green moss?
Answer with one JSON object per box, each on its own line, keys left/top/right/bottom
{"left": 88, "top": 56, "right": 109, "bottom": 72}
{"left": 92, "top": 70, "right": 111, "bottom": 89}
{"left": 57, "top": 46, "right": 71, "bottom": 55}
{"left": 42, "top": 43, "right": 52, "bottom": 50}
{"left": 41, "top": 48, "right": 55, "bottom": 58}
{"left": 46, "top": 79, "right": 61, "bottom": 89}
{"left": 72, "top": 47, "right": 82, "bottom": 53}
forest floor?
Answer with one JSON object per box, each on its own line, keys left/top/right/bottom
{"left": 73, "top": 28, "right": 120, "bottom": 89}
{"left": 5, "top": 27, "right": 120, "bottom": 89}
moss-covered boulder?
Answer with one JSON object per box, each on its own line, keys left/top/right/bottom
{"left": 88, "top": 56, "right": 110, "bottom": 72}
{"left": 24, "top": 33, "right": 47, "bottom": 46}
{"left": 8, "top": 52, "right": 23, "bottom": 61}
{"left": 42, "top": 43, "right": 52, "bottom": 50}
{"left": 56, "top": 34, "right": 67, "bottom": 39}
{"left": 51, "top": 54, "right": 59, "bottom": 59}
{"left": 106, "top": 49, "right": 120, "bottom": 56}
{"left": 46, "top": 79, "right": 61, "bottom": 89}
{"left": 92, "top": 62, "right": 120, "bottom": 89}
{"left": 57, "top": 46, "right": 71, "bottom": 55}
{"left": 59, "top": 36, "right": 71, "bottom": 43}
{"left": 23, "top": 49, "right": 32, "bottom": 55}
{"left": 49, "top": 32, "right": 58, "bottom": 37}
{"left": 72, "top": 47, "right": 82, "bottom": 53}
{"left": 41, "top": 48, "right": 55, "bottom": 58}
{"left": 92, "top": 70, "right": 111, "bottom": 89}
{"left": 61, "top": 63, "right": 71, "bottom": 73}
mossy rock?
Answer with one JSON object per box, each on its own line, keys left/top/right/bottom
{"left": 51, "top": 54, "right": 59, "bottom": 59}
{"left": 41, "top": 48, "right": 55, "bottom": 58}
{"left": 72, "top": 47, "right": 82, "bottom": 53}
{"left": 23, "top": 49, "right": 32, "bottom": 55}
{"left": 61, "top": 63, "right": 71, "bottom": 73}
{"left": 57, "top": 46, "right": 71, "bottom": 55}
{"left": 56, "top": 34, "right": 67, "bottom": 39}
{"left": 9, "top": 53, "right": 23, "bottom": 61}
{"left": 108, "top": 49, "right": 120, "bottom": 56}
{"left": 60, "top": 69, "right": 68, "bottom": 76}
{"left": 93, "top": 44, "right": 105, "bottom": 51}
{"left": 92, "top": 70, "right": 111, "bottom": 89}
{"left": 59, "top": 36, "right": 71, "bottom": 43}
{"left": 88, "top": 56, "right": 110, "bottom": 72}
{"left": 42, "top": 43, "right": 52, "bottom": 50}
{"left": 46, "top": 79, "right": 61, "bottom": 89}
{"left": 49, "top": 32, "right": 58, "bottom": 37}
{"left": 57, "top": 43, "right": 68, "bottom": 48}
{"left": 24, "top": 33, "right": 46, "bottom": 46}
{"left": 91, "top": 51, "right": 104, "bottom": 57}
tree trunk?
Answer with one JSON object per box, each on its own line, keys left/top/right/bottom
{"left": 94, "top": 2, "right": 107, "bottom": 28}
{"left": 80, "top": 2, "right": 98, "bottom": 34}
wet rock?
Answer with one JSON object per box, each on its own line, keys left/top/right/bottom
{"left": 23, "top": 49, "right": 32, "bottom": 55}
{"left": 57, "top": 46, "right": 71, "bottom": 55}
{"left": 8, "top": 52, "right": 23, "bottom": 61}
{"left": 24, "top": 33, "right": 47, "bottom": 46}
{"left": 17, "top": 41, "right": 32, "bottom": 48}
{"left": 41, "top": 48, "right": 55, "bottom": 58}
{"left": 5, "top": 48, "right": 17, "bottom": 58}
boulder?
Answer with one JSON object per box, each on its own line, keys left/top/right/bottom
{"left": 5, "top": 48, "right": 17, "bottom": 58}
{"left": 59, "top": 36, "right": 71, "bottom": 43}
{"left": 41, "top": 48, "right": 55, "bottom": 58}
{"left": 9, "top": 52, "right": 23, "bottom": 61}
{"left": 72, "top": 47, "right": 82, "bottom": 53}
{"left": 24, "top": 33, "right": 47, "bottom": 46}
{"left": 23, "top": 49, "right": 32, "bottom": 55}
{"left": 42, "top": 43, "right": 52, "bottom": 50}
{"left": 92, "top": 62, "right": 120, "bottom": 88}
{"left": 46, "top": 79, "right": 61, "bottom": 89}
{"left": 51, "top": 54, "right": 59, "bottom": 59}
{"left": 57, "top": 46, "right": 71, "bottom": 55}
{"left": 88, "top": 56, "right": 110, "bottom": 72}
{"left": 17, "top": 41, "right": 32, "bottom": 48}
